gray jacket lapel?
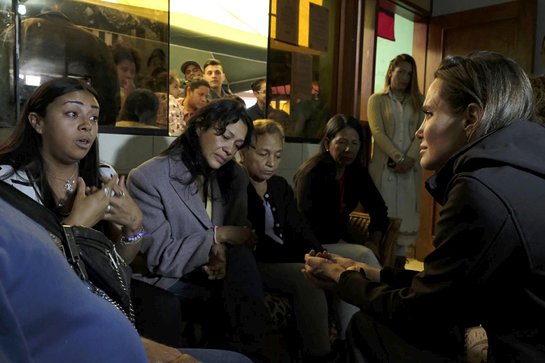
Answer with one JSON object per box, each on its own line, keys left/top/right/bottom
{"left": 167, "top": 157, "right": 211, "bottom": 228}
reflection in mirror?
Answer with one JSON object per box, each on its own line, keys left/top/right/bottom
{"left": 0, "top": 0, "right": 169, "bottom": 133}
{"left": 0, "top": 0, "right": 269, "bottom": 134}
{"left": 267, "top": 0, "right": 334, "bottom": 142}
{"left": 168, "top": 0, "right": 269, "bottom": 135}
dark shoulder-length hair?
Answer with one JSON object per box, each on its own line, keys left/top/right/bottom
{"left": 0, "top": 77, "right": 101, "bottom": 210}
{"left": 162, "top": 98, "right": 253, "bottom": 200}
{"left": 294, "top": 114, "right": 365, "bottom": 201}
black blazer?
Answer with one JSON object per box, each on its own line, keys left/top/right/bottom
{"left": 295, "top": 154, "right": 389, "bottom": 246}
{"left": 247, "top": 175, "right": 323, "bottom": 263}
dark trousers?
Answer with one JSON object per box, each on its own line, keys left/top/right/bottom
{"left": 347, "top": 311, "right": 464, "bottom": 363}
{"left": 168, "top": 246, "right": 266, "bottom": 359}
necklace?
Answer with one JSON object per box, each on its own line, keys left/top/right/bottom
{"left": 51, "top": 165, "right": 78, "bottom": 194}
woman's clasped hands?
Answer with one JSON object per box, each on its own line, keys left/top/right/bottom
{"left": 203, "top": 225, "right": 256, "bottom": 280}
{"left": 63, "top": 175, "right": 143, "bottom": 236}
{"left": 303, "top": 250, "right": 381, "bottom": 290}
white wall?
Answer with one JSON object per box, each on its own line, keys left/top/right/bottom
{"left": 98, "top": 133, "right": 173, "bottom": 175}
{"left": 374, "top": 15, "right": 414, "bottom": 93}
{"left": 98, "top": 132, "right": 319, "bottom": 183}
{"left": 275, "top": 142, "right": 320, "bottom": 183}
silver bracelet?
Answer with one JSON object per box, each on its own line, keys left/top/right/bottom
{"left": 120, "top": 226, "right": 145, "bottom": 246}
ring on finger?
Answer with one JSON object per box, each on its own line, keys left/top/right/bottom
{"left": 103, "top": 187, "right": 110, "bottom": 196}
{"left": 106, "top": 204, "right": 111, "bottom": 213}
{"left": 115, "top": 190, "right": 125, "bottom": 197}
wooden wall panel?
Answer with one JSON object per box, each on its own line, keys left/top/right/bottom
{"left": 415, "top": 0, "right": 537, "bottom": 260}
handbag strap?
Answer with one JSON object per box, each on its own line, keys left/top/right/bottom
{"left": 0, "top": 180, "right": 89, "bottom": 280}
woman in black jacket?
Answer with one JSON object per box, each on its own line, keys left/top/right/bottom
{"left": 293, "top": 114, "right": 389, "bottom": 264}
{"left": 304, "top": 51, "right": 545, "bottom": 362}
{"left": 240, "top": 120, "right": 342, "bottom": 362}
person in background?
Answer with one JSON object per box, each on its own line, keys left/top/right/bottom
{"left": 149, "top": 71, "right": 184, "bottom": 130}
{"left": 112, "top": 43, "right": 141, "bottom": 108}
{"left": 294, "top": 114, "right": 389, "bottom": 263}
{"left": 116, "top": 88, "right": 160, "bottom": 128}
{"left": 290, "top": 81, "right": 329, "bottom": 139}
{"left": 247, "top": 79, "right": 268, "bottom": 120}
{"left": 367, "top": 54, "right": 424, "bottom": 266}
{"left": 127, "top": 98, "right": 266, "bottom": 362}
{"left": 304, "top": 51, "right": 545, "bottom": 362}
{"left": 240, "top": 119, "right": 351, "bottom": 362}
{"left": 169, "top": 71, "right": 183, "bottom": 100}
{"left": 146, "top": 48, "right": 167, "bottom": 77}
{"left": 0, "top": 0, "right": 119, "bottom": 126}
{"left": 172, "top": 77, "right": 211, "bottom": 136}
{"left": 180, "top": 60, "right": 204, "bottom": 98}
{"left": 181, "top": 60, "right": 204, "bottom": 82}
{"left": 203, "top": 58, "right": 232, "bottom": 100}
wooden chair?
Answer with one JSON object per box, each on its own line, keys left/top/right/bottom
{"left": 347, "top": 212, "right": 401, "bottom": 267}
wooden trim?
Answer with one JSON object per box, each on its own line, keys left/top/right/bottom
{"left": 359, "top": 0, "right": 378, "bottom": 121}
{"left": 269, "top": 39, "right": 322, "bottom": 56}
{"left": 335, "top": 0, "right": 364, "bottom": 116}
{"left": 379, "top": 0, "right": 431, "bottom": 22}
{"left": 412, "top": 20, "right": 428, "bottom": 94}
{"left": 429, "top": 0, "right": 536, "bottom": 72}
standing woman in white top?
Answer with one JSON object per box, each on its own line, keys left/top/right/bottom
{"left": 367, "top": 54, "right": 424, "bottom": 263}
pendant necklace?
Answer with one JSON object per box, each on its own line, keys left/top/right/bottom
{"left": 51, "top": 165, "right": 78, "bottom": 194}
{"left": 63, "top": 166, "right": 78, "bottom": 193}
{"left": 51, "top": 165, "right": 78, "bottom": 210}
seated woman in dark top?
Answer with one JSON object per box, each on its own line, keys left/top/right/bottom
{"left": 303, "top": 51, "right": 545, "bottom": 363}
{"left": 293, "top": 114, "right": 389, "bottom": 264}
{"left": 240, "top": 119, "right": 356, "bottom": 362}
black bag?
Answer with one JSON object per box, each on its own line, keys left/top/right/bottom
{"left": 0, "top": 181, "right": 134, "bottom": 322}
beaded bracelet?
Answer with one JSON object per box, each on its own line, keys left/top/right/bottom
{"left": 120, "top": 226, "right": 145, "bottom": 246}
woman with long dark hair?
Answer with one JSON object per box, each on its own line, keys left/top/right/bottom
{"left": 127, "top": 98, "right": 266, "bottom": 360}
{"left": 0, "top": 77, "right": 143, "bottom": 263}
{"left": 294, "top": 114, "right": 389, "bottom": 262}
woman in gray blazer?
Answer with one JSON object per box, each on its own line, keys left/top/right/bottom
{"left": 128, "top": 98, "right": 265, "bottom": 360}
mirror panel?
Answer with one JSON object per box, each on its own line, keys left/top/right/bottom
{"left": 0, "top": 0, "right": 269, "bottom": 136}
{"left": 266, "top": 0, "right": 335, "bottom": 142}
{"left": 168, "top": 0, "right": 269, "bottom": 135}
